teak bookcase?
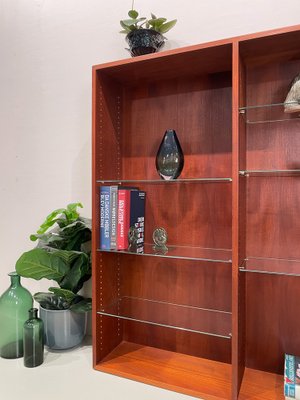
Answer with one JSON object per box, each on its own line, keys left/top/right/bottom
{"left": 92, "top": 25, "right": 300, "bottom": 399}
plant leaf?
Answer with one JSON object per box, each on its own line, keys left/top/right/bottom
{"left": 59, "top": 220, "right": 91, "bottom": 251}
{"left": 34, "top": 292, "right": 70, "bottom": 310}
{"left": 120, "top": 21, "right": 132, "bottom": 33}
{"left": 59, "top": 253, "right": 90, "bottom": 293}
{"left": 34, "top": 203, "right": 83, "bottom": 235}
{"left": 151, "top": 13, "right": 157, "bottom": 19}
{"left": 16, "top": 248, "right": 70, "bottom": 282}
{"left": 48, "top": 287, "right": 77, "bottom": 303}
{"left": 121, "top": 17, "right": 146, "bottom": 27}
{"left": 148, "top": 18, "right": 167, "bottom": 29}
{"left": 128, "top": 9, "right": 138, "bottom": 18}
{"left": 157, "top": 19, "right": 177, "bottom": 34}
{"left": 70, "top": 298, "right": 92, "bottom": 313}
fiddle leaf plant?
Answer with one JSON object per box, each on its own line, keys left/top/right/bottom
{"left": 16, "top": 203, "right": 92, "bottom": 313}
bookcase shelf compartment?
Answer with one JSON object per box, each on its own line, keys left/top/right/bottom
{"left": 98, "top": 244, "right": 232, "bottom": 263}
{"left": 97, "top": 296, "right": 232, "bottom": 339}
{"left": 95, "top": 341, "right": 232, "bottom": 400}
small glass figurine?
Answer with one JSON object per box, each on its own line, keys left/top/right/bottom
{"left": 128, "top": 226, "right": 139, "bottom": 252}
{"left": 153, "top": 227, "right": 168, "bottom": 254}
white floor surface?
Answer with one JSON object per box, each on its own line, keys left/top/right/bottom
{"left": 0, "top": 336, "right": 197, "bottom": 400}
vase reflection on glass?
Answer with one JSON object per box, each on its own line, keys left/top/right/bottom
{"left": 156, "top": 129, "right": 184, "bottom": 180}
{"left": 0, "top": 272, "right": 33, "bottom": 359}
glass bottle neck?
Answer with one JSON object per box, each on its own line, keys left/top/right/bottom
{"left": 9, "top": 272, "right": 21, "bottom": 288}
{"left": 28, "top": 308, "right": 38, "bottom": 319}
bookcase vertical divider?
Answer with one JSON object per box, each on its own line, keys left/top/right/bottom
{"left": 232, "top": 41, "right": 247, "bottom": 399}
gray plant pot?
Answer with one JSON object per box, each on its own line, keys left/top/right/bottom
{"left": 40, "top": 307, "right": 87, "bottom": 350}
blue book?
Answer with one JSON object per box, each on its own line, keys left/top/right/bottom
{"left": 100, "top": 186, "right": 111, "bottom": 249}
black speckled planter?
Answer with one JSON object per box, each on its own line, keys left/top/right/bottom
{"left": 126, "top": 29, "right": 165, "bottom": 57}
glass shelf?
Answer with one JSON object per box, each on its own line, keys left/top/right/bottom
{"left": 239, "top": 101, "right": 300, "bottom": 124}
{"left": 239, "top": 169, "right": 300, "bottom": 177}
{"left": 240, "top": 257, "right": 300, "bottom": 276}
{"left": 98, "top": 243, "right": 232, "bottom": 263}
{"left": 97, "top": 296, "right": 232, "bottom": 339}
{"left": 97, "top": 177, "right": 232, "bottom": 184}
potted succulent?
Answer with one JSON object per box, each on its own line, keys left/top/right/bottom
{"left": 16, "top": 203, "right": 92, "bottom": 350}
{"left": 120, "top": 1, "right": 177, "bottom": 57}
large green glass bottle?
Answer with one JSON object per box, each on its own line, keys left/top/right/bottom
{"left": 23, "top": 308, "right": 44, "bottom": 368}
{"left": 0, "top": 271, "right": 33, "bottom": 358}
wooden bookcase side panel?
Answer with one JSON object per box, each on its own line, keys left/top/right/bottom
{"left": 232, "top": 43, "right": 247, "bottom": 399}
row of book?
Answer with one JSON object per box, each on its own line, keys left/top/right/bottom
{"left": 100, "top": 186, "right": 146, "bottom": 251}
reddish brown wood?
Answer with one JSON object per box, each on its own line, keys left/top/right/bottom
{"left": 239, "top": 28, "right": 300, "bottom": 377}
{"left": 231, "top": 41, "right": 247, "bottom": 399}
{"left": 96, "top": 341, "right": 232, "bottom": 399}
{"left": 245, "top": 274, "right": 300, "bottom": 374}
{"left": 92, "top": 24, "right": 300, "bottom": 399}
{"left": 94, "top": 43, "right": 232, "bottom": 85}
{"left": 239, "top": 367, "right": 284, "bottom": 399}
{"left": 122, "top": 72, "right": 232, "bottom": 180}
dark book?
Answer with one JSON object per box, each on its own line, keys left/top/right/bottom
{"left": 129, "top": 190, "right": 146, "bottom": 252}
{"left": 117, "top": 188, "right": 145, "bottom": 250}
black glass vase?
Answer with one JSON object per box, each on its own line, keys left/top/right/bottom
{"left": 156, "top": 129, "right": 184, "bottom": 180}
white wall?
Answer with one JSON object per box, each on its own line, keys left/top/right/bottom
{"left": 0, "top": 0, "right": 299, "bottom": 296}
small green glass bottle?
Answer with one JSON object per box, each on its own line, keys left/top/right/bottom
{"left": 0, "top": 271, "right": 33, "bottom": 358}
{"left": 23, "top": 308, "right": 44, "bottom": 368}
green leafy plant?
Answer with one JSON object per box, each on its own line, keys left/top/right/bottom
{"left": 16, "top": 203, "right": 92, "bottom": 313}
{"left": 120, "top": 1, "right": 177, "bottom": 35}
